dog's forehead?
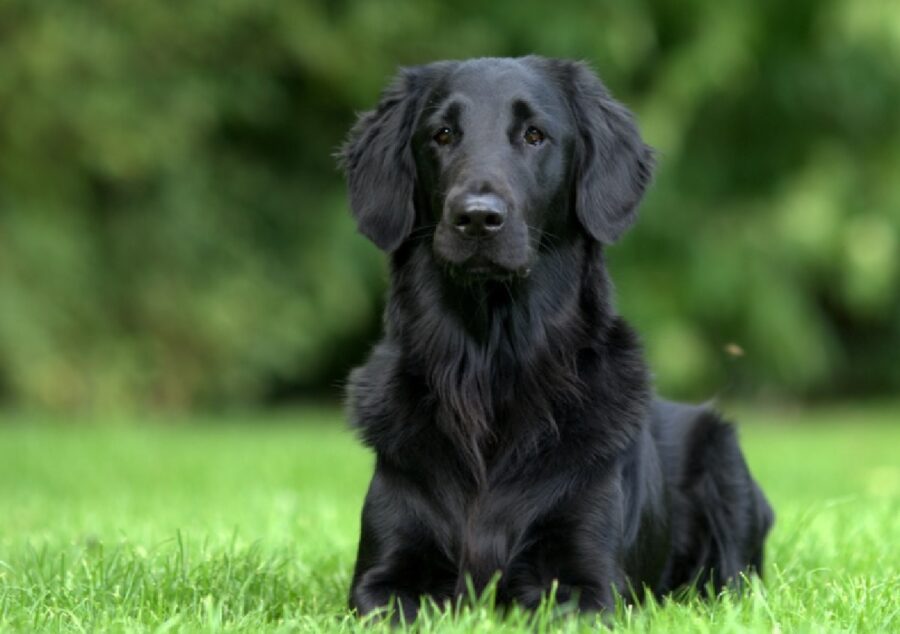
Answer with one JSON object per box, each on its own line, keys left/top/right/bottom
{"left": 432, "top": 58, "right": 565, "bottom": 116}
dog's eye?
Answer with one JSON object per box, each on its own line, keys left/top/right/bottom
{"left": 524, "top": 126, "right": 545, "bottom": 146}
{"left": 433, "top": 127, "right": 454, "bottom": 146}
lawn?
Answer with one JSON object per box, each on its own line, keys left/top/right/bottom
{"left": 1, "top": 404, "right": 898, "bottom": 632}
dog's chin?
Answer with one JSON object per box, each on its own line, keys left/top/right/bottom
{"left": 436, "top": 251, "right": 533, "bottom": 285}
{"left": 432, "top": 228, "right": 533, "bottom": 284}
{"left": 453, "top": 259, "right": 525, "bottom": 283}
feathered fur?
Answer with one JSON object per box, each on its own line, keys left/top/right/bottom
{"left": 339, "top": 57, "right": 773, "bottom": 621}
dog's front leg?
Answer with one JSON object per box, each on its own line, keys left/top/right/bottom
{"left": 558, "top": 471, "right": 629, "bottom": 611}
{"left": 350, "top": 557, "right": 423, "bottom": 623}
{"left": 493, "top": 467, "right": 628, "bottom": 612}
{"left": 349, "top": 468, "right": 453, "bottom": 622}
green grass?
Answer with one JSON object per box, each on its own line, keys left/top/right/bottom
{"left": 1, "top": 404, "right": 899, "bottom": 632}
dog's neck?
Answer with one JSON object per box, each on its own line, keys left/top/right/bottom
{"left": 386, "top": 237, "right": 617, "bottom": 476}
{"left": 390, "top": 235, "right": 613, "bottom": 338}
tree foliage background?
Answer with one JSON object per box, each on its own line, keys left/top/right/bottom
{"left": 1, "top": 0, "right": 898, "bottom": 411}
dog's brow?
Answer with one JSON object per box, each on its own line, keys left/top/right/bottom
{"left": 438, "top": 100, "right": 463, "bottom": 124}
{"left": 512, "top": 99, "right": 535, "bottom": 121}
{"left": 511, "top": 98, "right": 553, "bottom": 126}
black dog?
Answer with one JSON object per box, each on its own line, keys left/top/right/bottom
{"left": 339, "top": 56, "right": 773, "bottom": 619}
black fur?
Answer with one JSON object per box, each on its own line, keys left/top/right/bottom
{"left": 338, "top": 56, "right": 773, "bottom": 620}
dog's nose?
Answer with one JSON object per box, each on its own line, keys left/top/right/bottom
{"left": 449, "top": 194, "right": 507, "bottom": 238}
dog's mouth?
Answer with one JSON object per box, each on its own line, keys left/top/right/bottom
{"left": 448, "top": 256, "right": 531, "bottom": 283}
{"left": 432, "top": 219, "right": 534, "bottom": 283}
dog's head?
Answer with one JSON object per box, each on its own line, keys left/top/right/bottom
{"left": 339, "top": 57, "right": 654, "bottom": 281}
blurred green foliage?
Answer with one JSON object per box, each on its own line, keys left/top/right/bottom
{"left": 1, "top": 0, "right": 898, "bottom": 410}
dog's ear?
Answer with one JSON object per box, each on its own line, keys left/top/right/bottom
{"left": 564, "top": 61, "right": 655, "bottom": 244}
{"left": 338, "top": 68, "right": 425, "bottom": 252}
